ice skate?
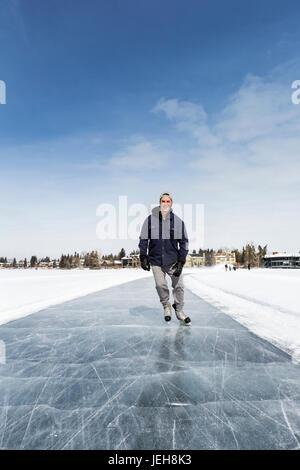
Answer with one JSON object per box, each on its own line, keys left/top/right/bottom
{"left": 172, "top": 303, "right": 191, "bottom": 324}
{"left": 163, "top": 303, "right": 172, "bottom": 322}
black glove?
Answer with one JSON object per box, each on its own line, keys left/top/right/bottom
{"left": 172, "top": 255, "right": 186, "bottom": 277}
{"left": 140, "top": 254, "right": 150, "bottom": 271}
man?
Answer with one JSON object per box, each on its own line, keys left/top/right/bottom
{"left": 138, "top": 192, "right": 191, "bottom": 324}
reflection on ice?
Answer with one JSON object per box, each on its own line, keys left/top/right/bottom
{"left": 0, "top": 277, "right": 300, "bottom": 449}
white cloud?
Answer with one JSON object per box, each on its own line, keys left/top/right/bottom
{"left": 109, "top": 139, "right": 172, "bottom": 169}
{"left": 153, "top": 71, "right": 300, "bottom": 189}
{"left": 3, "top": 62, "right": 300, "bottom": 255}
{"left": 153, "top": 97, "right": 207, "bottom": 123}
{"left": 151, "top": 67, "right": 300, "bottom": 250}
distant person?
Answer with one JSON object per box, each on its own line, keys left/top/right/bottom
{"left": 248, "top": 263, "right": 251, "bottom": 270}
{"left": 225, "top": 264, "right": 228, "bottom": 272}
{"left": 229, "top": 265, "right": 231, "bottom": 271}
{"left": 233, "top": 266, "right": 236, "bottom": 271}
{"left": 138, "top": 192, "right": 191, "bottom": 324}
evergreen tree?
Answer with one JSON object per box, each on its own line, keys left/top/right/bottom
{"left": 84, "top": 253, "right": 90, "bottom": 267}
{"left": 241, "top": 247, "right": 245, "bottom": 265}
{"left": 74, "top": 254, "right": 80, "bottom": 268}
{"left": 118, "top": 248, "right": 126, "bottom": 260}
{"left": 24, "top": 258, "right": 27, "bottom": 268}
{"left": 59, "top": 255, "right": 66, "bottom": 269}
{"left": 13, "top": 258, "right": 17, "bottom": 268}
{"left": 257, "top": 244, "right": 268, "bottom": 267}
{"left": 232, "top": 248, "right": 242, "bottom": 264}
{"left": 205, "top": 249, "right": 216, "bottom": 266}
{"left": 30, "top": 256, "right": 37, "bottom": 268}
{"left": 89, "top": 251, "right": 100, "bottom": 269}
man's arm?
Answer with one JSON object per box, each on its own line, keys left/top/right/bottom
{"left": 139, "top": 216, "right": 150, "bottom": 271}
{"left": 178, "top": 221, "right": 189, "bottom": 262}
{"left": 172, "top": 220, "right": 189, "bottom": 277}
{"left": 138, "top": 216, "right": 150, "bottom": 255}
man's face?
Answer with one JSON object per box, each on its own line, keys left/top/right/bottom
{"left": 160, "top": 196, "right": 172, "bottom": 213}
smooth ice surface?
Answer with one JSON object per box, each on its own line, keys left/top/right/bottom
{"left": 0, "top": 276, "right": 300, "bottom": 450}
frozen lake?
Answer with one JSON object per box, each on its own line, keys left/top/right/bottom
{"left": 0, "top": 276, "right": 300, "bottom": 449}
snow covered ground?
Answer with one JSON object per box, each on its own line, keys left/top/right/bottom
{"left": 1, "top": 265, "right": 300, "bottom": 363}
{"left": 185, "top": 265, "right": 300, "bottom": 363}
{"left": 0, "top": 268, "right": 152, "bottom": 326}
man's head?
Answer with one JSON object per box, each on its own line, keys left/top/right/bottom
{"left": 159, "top": 192, "right": 173, "bottom": 216}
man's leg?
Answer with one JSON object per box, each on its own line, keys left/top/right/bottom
{"left": 165, "top": 264, "right": 185, "bottom": 311}
{"left": 172, "top": 274, "right": 185, "bottom": 312}
{"left": 151, "top": 265, "right": 170, "bottom": 307}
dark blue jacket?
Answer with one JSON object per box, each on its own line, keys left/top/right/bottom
{"left": 138, "top": 206, "right": 189, "bottom": 267}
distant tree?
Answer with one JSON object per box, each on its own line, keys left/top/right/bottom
{"left": 24, "top": 258, "right": 27, "bottom": 268}
{"left": 118, "top": 248, "right": 126, "bottom": 260}
{"left": 241, "top": 247, "right": 245, "bottom": 265}
{"left": 84, "top": 253, "right": 90, "bottom": 267}
{"left": 244, "top": 242, "right": 257, "bottom": 267}
{"left": 89, "top": 251, "right": 101, "bottom": 269}
{"left": 232, "top": 248, "right": 242, "bottom": 264}
{"left": 205, "top": 249, "right": 216, "bottom": 266}
{"left": 12, "top": 258, "right": 17, "bottom": 268}
{"left": 59, "top": 255, "right": 66, "bottom": 269}
{"left": 73, "top": 253, "right": 80, "bottom": 268}
{"left": 65, "top": 258, "right": 71, "bottom": 269}
{"left": 30, "top": 256, "right": 37, "bottom": 268}
{"left": 257, "top": 244, "right": 268, "bottom": 267}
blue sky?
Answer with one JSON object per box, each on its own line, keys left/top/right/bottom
{"left": 1, "top": 0, "right": 300, "bottom": 258}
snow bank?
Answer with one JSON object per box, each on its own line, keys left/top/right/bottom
{"left": 184, "top": 265, "right": 300, "bottom": 363}
{"left": 0, "top": 268, "right": 152, "bottom": 326}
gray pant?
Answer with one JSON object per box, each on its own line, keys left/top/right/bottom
{"left": 151, "top": 263, "right": 185, "bottom": 311}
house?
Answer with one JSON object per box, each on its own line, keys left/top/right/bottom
{"left": 113, "top": 260, "right": 122, "bottom": 269}
{"left": 101, "top": 259, "right": 114, "bottom": 269}
{"left": 121, "top": 254, "right": 140, "bottom": 268}
{"left": 263, "top": 252, "right": 300, "bottom": 269}
{"left": 185, "top": 253, "right": 205, "bottom": 267}
{"left": 38, "top": 261, "right": 50, "bottom": 269}
{"left": 215, "top": 252, "right": 236, "bottom": 265}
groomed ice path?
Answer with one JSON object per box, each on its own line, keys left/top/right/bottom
{"left": 1, "top": 275, "right": 300, "bottom": 450}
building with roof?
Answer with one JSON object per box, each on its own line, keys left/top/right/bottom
{"left": 185, "top": 253, "right": 205, "bottom": 267}
{"left": 121, "top": 254, "right": 140, "bottom": 268}
{"left": 215, "top": 252, "right": 236, "bottom": 265}
{"left": 263, "top": 252, "right": 300, "bottom": 269}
